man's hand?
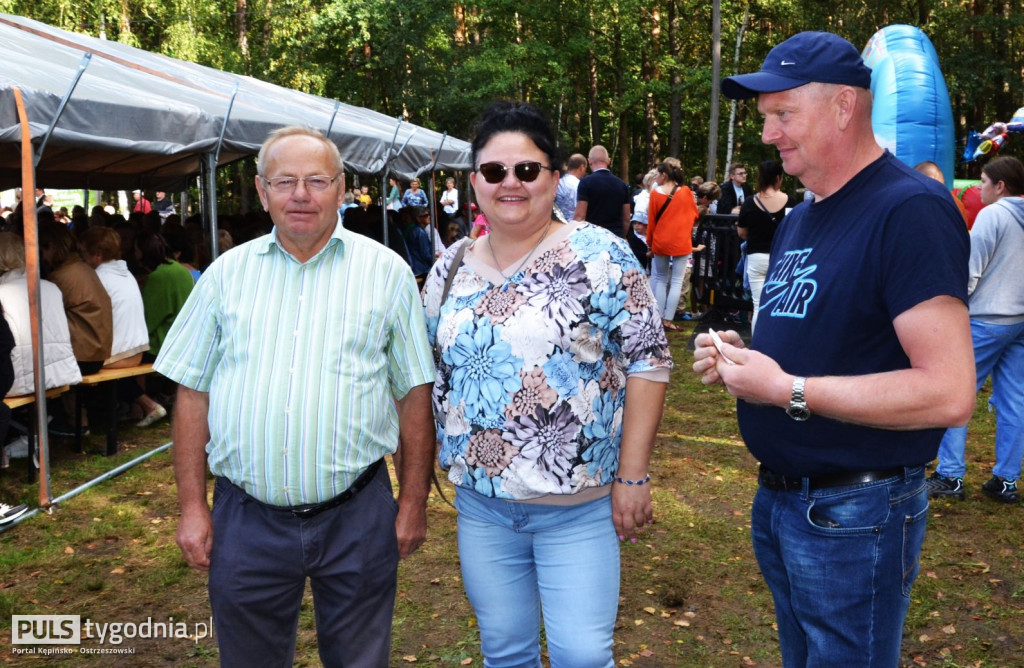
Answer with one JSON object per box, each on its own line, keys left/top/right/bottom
{"left": 395, "top": 497, "right": 428, "bottom": 559}
{"left": 394, "top": 383, "right": 435, "bottom": 560}
{"left": 693, "top": 330, "right": 791, "bottom": 407}
{"left": 692, "top": 329, "right": 746, "bottom": 386}
{"left": 176, "top": 506, "right": 213, "bottom": 571}
{"left": 172, "top": 385, "right": 213, "bottom": 572}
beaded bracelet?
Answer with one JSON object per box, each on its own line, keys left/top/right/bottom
{"left": 614, "top": 474, "right": 651, "bottom": 486}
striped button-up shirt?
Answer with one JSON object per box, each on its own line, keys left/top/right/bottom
{"left": 154, "top": 220, "right": 435, "bottom": 506}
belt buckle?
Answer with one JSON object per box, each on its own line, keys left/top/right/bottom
{"left": 759, "top": 466, "right": 802, "bottom": 492}
{"left": 760, "top": 467, "right": 784, "bottom": 490}
{"left": 290, "top": 504, "right": 321, "bottom": 519}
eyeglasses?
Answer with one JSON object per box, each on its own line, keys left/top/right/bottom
{"left": 477, "top": 161, "right": 552, "bottom": 184}
{"left": 261, "top": 174, "right": 341, "bottom": 193}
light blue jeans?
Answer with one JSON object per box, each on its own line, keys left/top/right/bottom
{"left": 455, "top": 489, "right": 619, "bottom": 668}
{"left": 746, "top": 252, "right": 771, "bottom": 334}
{"left": 650, "top": 253, "right": 691, "bottom": 321}
{"left": 936, "top": 319, "right": 1024, "bottom": 480}
{"left": 752, "top": 467, "right": 928, "bottom": 667}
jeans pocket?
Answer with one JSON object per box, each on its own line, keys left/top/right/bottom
{"left": 901, "top": 503, "right": 929, "bottom": 598}
{"left": 367, "top": 466, "right": 399, "bottom": 514}
{"left": 211, "top": 477, "right": 232, "bottom": 516}
{"left": 804, "top": 484, "right": 890, "bottom": 533}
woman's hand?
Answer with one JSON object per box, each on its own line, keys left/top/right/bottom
{"left": 612, "top": 480, "right": 653, "bottom": 543}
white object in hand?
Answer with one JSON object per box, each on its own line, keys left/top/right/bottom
{"left": 708, "top": 328, "right": 736, "bottom": 365}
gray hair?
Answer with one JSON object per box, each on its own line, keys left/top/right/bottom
{"left": 257, "top": 126, "right": 344, "bottom": 176}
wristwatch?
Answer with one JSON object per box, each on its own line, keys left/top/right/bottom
{"left": 786, "top": 376, "right": 811, "bottom": 421}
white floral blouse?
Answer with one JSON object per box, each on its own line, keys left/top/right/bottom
{"left": 422, "top": 222, "right": 673, "bottom": 500}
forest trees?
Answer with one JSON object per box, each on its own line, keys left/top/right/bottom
{"left": 2, "top": 0, "right": 1022, "bottom": 183}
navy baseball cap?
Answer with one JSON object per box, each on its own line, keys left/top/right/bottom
{"left": 721, "top": 31, "right": 872, "bottom": 100}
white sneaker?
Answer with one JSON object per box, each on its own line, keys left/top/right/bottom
{"left": 0, "top": 502, "right": 29, "bottom": 525}
{"left": 136, "top": 404, "right": 168, "bottom": 428}
{"left": 6, "top": 435, "right": 29, "bottom": 459}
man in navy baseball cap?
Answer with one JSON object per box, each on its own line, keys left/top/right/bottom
{"left": 695, "top": 29, "right": 975, "bottom": 668}
{"left": 721, "top": 31, "right": 872, "bottom": 100}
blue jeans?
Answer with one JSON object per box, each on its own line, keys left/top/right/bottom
{"left": 455, "top": 489, "right": 619, "bottom": 668}
{"left": 650, "top": 253, "right": 691, "bottom": 321}
{"left": 936, "top": 319, "right": 1024, "bottom": 480}
{"left": 751, "top": 467, "right": 929, "bottom": 668}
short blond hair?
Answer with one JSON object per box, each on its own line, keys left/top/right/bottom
{"left": 0, "top": 232, "right": 26, "bottom": 273}
{"left": 257, "top": 126, "right": 344, "bottom": 176}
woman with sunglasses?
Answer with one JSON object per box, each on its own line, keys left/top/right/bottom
{"left": 422, "top": 101, "right": 672, "bottom": 667}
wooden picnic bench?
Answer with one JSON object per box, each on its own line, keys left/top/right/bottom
{"left": 74, "top": 363, "right": 156, "bottom": 456}
{"left": 3, "top": 385, "right": 71, "bottom": 482}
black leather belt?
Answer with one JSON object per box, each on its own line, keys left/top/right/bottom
{"left": 758, "top": 464, "right": 904, "bottom": 491}
{"left": 277, "top": 459, "right": 383, "bottom": 518}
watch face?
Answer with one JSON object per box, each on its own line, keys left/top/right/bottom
{"left": 787, "top": 406, "right": 811, "bottom": 421}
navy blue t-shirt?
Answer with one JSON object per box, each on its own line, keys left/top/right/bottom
{"left": 577, "top": 169, "right": 631, "bottom": 237}
{"left": 737, "top": 152, "right": 969, "bottom": 477}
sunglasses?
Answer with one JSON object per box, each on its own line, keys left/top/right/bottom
{"left": 476, "top": 161, "right": 552, "bottom": 184}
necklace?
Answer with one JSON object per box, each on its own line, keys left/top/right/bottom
{"left": 488, "top": 217, "right": 554, "bottom": 291}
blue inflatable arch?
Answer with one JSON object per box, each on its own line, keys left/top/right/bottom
{"left": 863, "top": 25, "right": 956, "bottom": 189}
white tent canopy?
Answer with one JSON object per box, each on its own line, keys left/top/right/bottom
{"left": 0, "top": 14, "right": 472, "bottom": 511}
{"left": 0, "top": 13, "right": 471, "bottom": 190}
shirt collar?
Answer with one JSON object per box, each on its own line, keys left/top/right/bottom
{"left": 255, "top": 214, "right": 349, "bottom": 263}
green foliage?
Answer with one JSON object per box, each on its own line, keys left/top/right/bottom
{"left": 5, "top": 0, "right": 1023, "bottom": 181}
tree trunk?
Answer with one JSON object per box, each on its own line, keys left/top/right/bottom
{"left": 236, "top": 0, "right": 249, "bottom": 72}
{"left": 668, "top": 0, "right": 681, "bottom": 159}
{"left": 642, "top": 7, "right": 660, "bottom": 169}
{"left": 706, "top": 0, "right": 721, "bottom": 181}
{"left": 724, "top": 8, "right": 749, "bottom": 180}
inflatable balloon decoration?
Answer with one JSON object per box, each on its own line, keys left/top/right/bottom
{"left": 963, "top": 107, "right": 1024, "bottom": 162}
{"left": 863, "top": 25, "right": 956, "bottom": 189}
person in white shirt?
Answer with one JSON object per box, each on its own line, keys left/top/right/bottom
{"left": 0, "top": 232, "right": 81, "bottom": 397}
{"left": 440, "top": 177, "right": 465, "bottom": 234}
{"left": 555, "top": 153, "right": 587, "bottom": 220}
{"left": 79, "top": 227, "right": 167, "bottom": 427}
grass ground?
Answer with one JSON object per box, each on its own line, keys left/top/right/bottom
{"left": 0, "top": 320, "right": 1019, "bottom": 667}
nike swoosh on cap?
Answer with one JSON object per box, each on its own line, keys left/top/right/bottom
{"left": 780, "top": 60, "right": 796, "bottom": 66}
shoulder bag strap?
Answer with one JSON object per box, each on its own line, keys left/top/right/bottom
{"left": 652, "top": 185, "right": 679, "bottom": 226}
{"left": 649, "top": 185, "right": 679, "bottom": 251}
{"left": 440, "top": 238, "right": 472, "bottom": 307}
{"left": 431, "top": 238, "right": 472, "bottom": 510}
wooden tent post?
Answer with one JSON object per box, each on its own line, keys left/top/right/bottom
{"left": 13, "top": 86, "right": 52, "bottom": 507}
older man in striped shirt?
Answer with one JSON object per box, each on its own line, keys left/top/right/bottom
{"left": 155, "top": 126, "right": 436, "bottom": 667}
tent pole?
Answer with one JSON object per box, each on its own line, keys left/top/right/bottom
{"left": 382, "top": 119, "right": 424, "bottom": 246}
{"left": 0, "top": 442, "right": 174, "bottom": 535}
{"left": 427, "top": 161, "right": 438, "bottom": 258}
{"left": 203, "top": 153, "right": 219, "bottom": 264}
{"left": 380, "top": 172, "right": 389, "bottom": 247}
{"left": 425, "top": 135, "right": 448, "bottom": 257}
{"left": 13, "top": 87, "right": 52, "bottom": 508}
{"left": 326, "top": 100, "right": 341, "bottom": 137}
{"left": 35, "top": 53, "right": 91, "bottom": 163}
{"left": 202, "top": 83, "right": 238, "bottom": 264}
{"left": 379, "top": 118, "right": 405, "bottom": 247}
